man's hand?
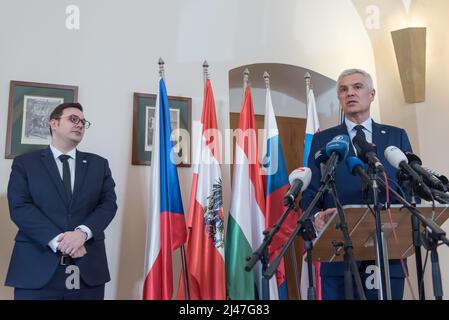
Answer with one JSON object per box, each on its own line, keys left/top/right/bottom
{"left": 314, "top": 208, "right": 336, "bottom": 231}
{"left": 57, "top": 230, "right": 86, "bottom": 256}
{"left": 70, "top": 245, "right": 87, "bottom": 259}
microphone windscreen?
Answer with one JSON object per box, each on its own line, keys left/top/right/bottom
{"left": 405, "top": 152, "right": 422, "bottom": 165}
{"left": 314, "top": 148, "right": 328, "bottom": 169}
{"left": 288, "top": 167, "right": 312, "bottom": 192}
{"left": 384, "top": 146, "right": 407, "bottom": 169}
{"left": 325, "top": 134, "right": 349, "bottom": 160}
{"left": 345, "top": 156, "right": 366, "bottom": 176}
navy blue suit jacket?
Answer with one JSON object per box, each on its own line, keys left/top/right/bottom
{"left": 300, "top": 121, "right": 412, "bottom": 277}
{"left": 5, "top": 147, "right": 117, "bottom": 289}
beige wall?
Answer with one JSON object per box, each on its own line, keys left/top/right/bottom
{"left": 353, "top": 0, "right": 449, "bottom": 299}
{"left": 0, "top": 0, "right": 379, "bottom": 299}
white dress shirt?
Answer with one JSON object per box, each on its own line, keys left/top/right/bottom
{"left": 48, "top": 145, "right": 92, "bottom": 253}
{"left": 344, "top": 117, "right": 373, "bottom": 154}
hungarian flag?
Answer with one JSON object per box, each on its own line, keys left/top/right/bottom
{"left": 178, "top": 79, "right": 226, "bottom": 299}
{"left": 143, "top": 77, "right": 187, "bottom": 300}
{"left": 263, "top": 86, "right": 297, "bottom": 300}
{"left": 225, "top": 85, "right": 277, "bottom": 299}
{"left": 300, "top": 87, "right": 322, "bottom": 300}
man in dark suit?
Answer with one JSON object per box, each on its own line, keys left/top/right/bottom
{"left": 300, "top": 69, "right": 412, "bottom": 300}
{"left": 6, "top": 102, "right": 117, "bottom": 300}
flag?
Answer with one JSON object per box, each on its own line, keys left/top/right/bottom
{"left": 225, "top": 85, "right": 269, "bottom": 299}
{"left": 178, "top": 79, "right": 226, "bottom": 299}
{"left": 143, "top": 77, "right": 187, "bottom": 300}
{"left": 263, "top": 86, "right": 298, "bottom": 300}
{"left": 300, "top": 88, "right": 322, "bottom": 300}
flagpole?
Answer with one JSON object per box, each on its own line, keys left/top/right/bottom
{"left": 158, "top": 57, "right": 190, "bottom": 299}
{"left": 203, "top": 60, "right": 209, "bottom": 86}
{"left": 304, "top": 72, "right": 311, "bottom": 117}
{"left": 158, "top": 57, "right": 165, "bottom": 80}
{"left": 243, "top": 68, "right": 250, "bottom": 90}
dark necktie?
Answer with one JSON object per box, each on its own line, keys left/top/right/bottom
{"left": 58, "top": 154, "right": 72, "bottom": 202}
{"left": 354, "top": 125, "right": 366, "bottom": 141}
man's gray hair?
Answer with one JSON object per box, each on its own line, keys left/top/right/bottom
{"left": 337, "top": 69, "right": 374, "bottom": 91}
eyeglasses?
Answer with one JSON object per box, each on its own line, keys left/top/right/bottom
{"left": 57, "top": 114, "right": 91, "bottom": 129}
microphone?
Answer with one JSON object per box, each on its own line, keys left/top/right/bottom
{"left": 384, "top": 146, "right": 433, "bottom": 201}
{"left": 346, "top": 156, "right": 370, "bottom": 184}
{"left": 423, "top": 167, "right": 449, "bottom": 187}
{"left": 314, "top": 148, "right": 328, "bottom": 175}
{"left": 283, "top": 167, "right": 312, "bottom": 206}
{"left": 320, "top": 134, "right": 349, "bottom": 183}
{"left": 352, "top": 134, "right": 385, "bottom": 172}
{"left": 405, "top": 152, "right": 447, "bottom": 192}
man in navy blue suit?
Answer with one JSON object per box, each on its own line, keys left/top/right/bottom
{"left": 300, "top": 69, "right": 412, "bottom": 300}
{"left": 6, "top": 102, "right": 117, "bottom": 300}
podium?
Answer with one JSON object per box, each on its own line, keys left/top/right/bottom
{"left": 312, "top": 204, "right": 449, "bottom": 262}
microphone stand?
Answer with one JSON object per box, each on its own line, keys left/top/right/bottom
{"left": 409, "top": 189, "right": 426, "bottom": 300}
{"left": 367, "top": 166, "right": 391, "bottom": 300}
{"left": 327, "top": 178, "right": 366, "bottom": 300}
{"left": 263, "top": 183, "right": 320, "bottom": 300}
{"left": 265, "top": 154, "right": 366, "bottom": 300}
{"left": 375, "top": 177, "right": 449, "bottom": 300}
{"left": 245, "top": 201, "right": 297, "bottom": 300}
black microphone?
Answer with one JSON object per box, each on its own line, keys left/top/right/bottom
{"left": 283, "top": 167, "right": 312, "bottom": 206}
{"left": 423, "top": 167, "right": 449, "bottom": 187}
{"left": 405, "top": 152, "right": 447, "bottom": 192}
{"left": 384, "top": 146, "right": 433, "bottom": 201}
{"left": 352, "top": 134, "right": 385, "bottom": 172}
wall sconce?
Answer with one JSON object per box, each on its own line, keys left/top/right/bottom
{"left": 391, "top": 27, "right": 426, "bottom": 103}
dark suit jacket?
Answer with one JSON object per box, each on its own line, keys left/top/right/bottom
{"left": 5, "top": 147, "right": 117, "bottom": 289}
{"left": 300, "top": 120, "right": 412, "bottom": 277}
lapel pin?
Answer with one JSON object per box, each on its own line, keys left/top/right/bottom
{"left": 381, "top": 130, "right": 386, "bottom": 134}
{"left": 82, "top": 160, "right": 87, "bottom": 163}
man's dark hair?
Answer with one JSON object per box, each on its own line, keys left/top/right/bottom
{"left": 48, "top": 102, "right": 83, "bottom": 135}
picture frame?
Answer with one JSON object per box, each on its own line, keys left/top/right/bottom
{"left": 132, "top": 92, "right": 191, "bottom": 167}
{"left": 5, "top": 81, "right": 78, "bottom": 159}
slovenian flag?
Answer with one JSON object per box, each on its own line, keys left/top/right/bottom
{"left": 143, "top": 77, "right": 187, "bottom": 300}
{"left": 263, "top": 86, "right": 297, "bottom": 300}
{"left": 300, "top": 87, "right": 321, "bottom": 300}
{"left": 178, "top": 79, "right": 226, "bottom": 299}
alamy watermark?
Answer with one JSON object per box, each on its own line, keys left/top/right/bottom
{"left": 65, "top": 265, "right": 80, "bottom": 290}
{"left": 65, "top": 5, "right": 80, "bottom": 30}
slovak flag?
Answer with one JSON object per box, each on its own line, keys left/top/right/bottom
{"left": 300, "top": 88, "right": 321, "bottom": 300}
{"left": 143, "top": 77, "right": 187, "bottom": 300}
{"left": 263, "top": 85, "right": 297, "bottom": 299}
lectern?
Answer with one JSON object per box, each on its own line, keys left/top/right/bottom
{"left": 313, "top": 204, "right": 449, "bottom": 262}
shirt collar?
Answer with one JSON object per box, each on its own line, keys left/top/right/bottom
{"left": 345, "top": 117, "right": 373, "bottom": 134}
{"left": 50, "top": 144, "right": 77, "bottom": 161}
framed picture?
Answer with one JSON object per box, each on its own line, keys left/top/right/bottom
{"left": 5, "top": 81, "right": 78, "bottom": 159}
{"left": 132, "top": 92, "right": 191, "bottom": 167}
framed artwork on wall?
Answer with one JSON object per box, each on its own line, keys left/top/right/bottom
{"left": 5, "top": 81, "right": 78, "bottom": 159}
{"left": 132, "top": 92, "right": 191, "bottom": 167}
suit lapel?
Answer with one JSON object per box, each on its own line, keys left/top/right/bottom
{"left": 372, "top": 121, "right": 390, "bottom": 162}
{"left": 372, "top": 120, "right": 388, "bottom": 150}
{"left": 40, "top": 147, "right": 69, "bottom": 205}
{"left": 72, "top": 150, "right": 88, "bottom": 205}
